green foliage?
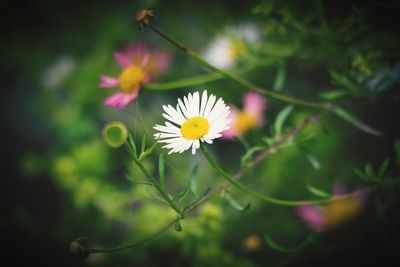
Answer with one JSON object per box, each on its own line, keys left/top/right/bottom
{"left": 12, "top": 0, "right": 400, "bottom": 266}
{"left": 224, "top": 192, "right": 251, "bottom": 212}
{"left": 332, "top": 107, "right": 382, "bottom": 136}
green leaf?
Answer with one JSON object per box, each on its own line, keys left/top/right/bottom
{"left": 264, "top": 234, "right": 312, "bottom": 253}
{"left": 275, "top": 105, "right": 294, "bottom": 137}
{"left": 262, "top": 137, "right": 275, "bottom": 147}
{"left": 127, "top": 133, "right": 137, "bottom": 157}
{"left": 178, "top": 183, "right": 191, "bottom": 201}
{"left": 306, "top": 154, "right": 320, "bottom": 170}
{"left": 319, "top": 90, "right": 349, "bottom": 100}
{"left": 240, "top": 146, "right": 265, "bottom": 167}
{"left": 225, "top": 193, "right": 251, "bottom": 212}
{"left": 141, "top": 135, "right": 147, "bottom": 154}
{"left": 138, "top": 142, "right": 158, "bottom": 161}
{"left": 189, "top": 165, "right": 199, "bottom": 197}
{"left": 186, "top": 187, "right": 211, "bottom": 207}
{"left": 332, "top": 107, "right": 382, "bottom": 136}
{"left": 378, "top": 158, "right": 389, "bottom": 177}
{"left": 146, "top": 188, "right": 170, "bottom": 204}
{"left": 365, "top": 164, "right": 375, "bottom": 178}
{"left": 159, "top": 154, "right": 166, "bottom": 190}
{"left": 273, "top": 61, "right": 286, "bottom": 91}
{"left": 174, "top": 221, "right": 182, "bottom": 232}
{"left": 306, "top": 185, "right": 330, "bottom": 198}
{"left": 354, "top": 168, "right": 367, "bottom": 179}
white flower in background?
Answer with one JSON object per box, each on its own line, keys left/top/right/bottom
{"left": 154, "top": 91, "right": 231, "bottom": 155}
{"left": 203, "top": 24, "right": 260, "bottom": 70}
{"left": 42, "top": 55, "right": 76, "bottom": 90}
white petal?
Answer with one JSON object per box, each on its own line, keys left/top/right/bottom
{"left": 203, "top": 94, "right": 216, "bottom": 118}
{"left": 199, "top": 90, "right": 208, "bottom": 117}
{"left": 162, "top": 105, "right": 185, "bottom": 126}
{"left": 192, "top": 91, "right": 200, "bottom": 117}
{"left": 178, "top": 98, "right": 189, "bottom": 120}
{"left": 153, "top": 124, "right": 180, "bottom": 134}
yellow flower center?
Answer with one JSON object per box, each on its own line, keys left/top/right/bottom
{"left": 118, "top": 65, "right": 146, "bottom": 93}
{"left": 325, "top": 197, "right": 362, "bottom": 228}
{"left": 234, "top": 111, "right": 257, "bottom": 135}
{"left": 229, "top": 40, "right": 246, "bottom": 60}
{"left": 180, "top": 117, "right": 210, "bottom": 140}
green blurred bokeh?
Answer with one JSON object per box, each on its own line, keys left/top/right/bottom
{"left": 2, "top": 0, "right": 400, "bottom": 266}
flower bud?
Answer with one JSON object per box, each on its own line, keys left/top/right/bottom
{"left": 102, "top": 121, "right": 128, "bottom": 148}
{"left": 69, "top": 239, "right": 89, "bottom": 258}
{"left": 135, "top": 9, "right": 154, "bottom": 28}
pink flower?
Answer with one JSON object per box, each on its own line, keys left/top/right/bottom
{"left": 222, "top": 92, "right": 266, "bottom": 139}
{"left": 99, "top": 43, "right": 172, "bottom": 109}
{"left": 296, "top": 183, "right": 367, "bottom": 232}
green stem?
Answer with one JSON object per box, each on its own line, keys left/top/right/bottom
{"left": 132, "top": 157, "right": 181, "bottom": 214}
{"left": 84, "top": 218, "right": 178, "bottom": 254}
{"left": 144, "top": 65, "right": 254, "bottom": 90}
{"left": 148, "top": 24, "right": 329, "bottom": 109}
{"left": 200, "top": 143, "right": 337, "bottom": 206}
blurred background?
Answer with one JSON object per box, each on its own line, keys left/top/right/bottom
{"left": 1, "top": 0, "right": 400, "bottom": 266}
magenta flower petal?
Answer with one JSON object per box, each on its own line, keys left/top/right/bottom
{"left": 113, "top": 51, "right": 132, "bottom": 68}
{"left": 141, "top": 53, "right": 151, "bottom": 67}
{"left": 296, "top": 205, "right": 327, "bottom": 232}
{"left": 126, "top": 43, "right": 149, "bottom": 63}
{"left": 222, "top": 106, "right": 239, "bottom": 139}
{"left": 243, "top": 92, "right": 266, "bottom": 124}
{"left": 151, "top": 50, "right": 172, "bottom": 75}
{"left": 99, "top": 75, "right": 119, "bottom": 88}
{"left": 103, "top": 91, "right": 139, "bottom": 109}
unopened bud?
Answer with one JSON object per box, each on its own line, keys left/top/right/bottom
{"left": 135, "top": 9, "right": 154, "bottom": 29}
{"left": 69, "top": 239, "right": 88, "bottom": 258}
{"left": 102, "top": 121, "right": 128, "bottom": 148}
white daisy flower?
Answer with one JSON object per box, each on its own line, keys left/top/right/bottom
{"left": 154, "top": 91, "right": 231, "bottom": 155}
{"left": 203, "top": 23, "right": 261, "bottom": 70}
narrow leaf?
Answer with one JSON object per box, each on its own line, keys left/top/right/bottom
{"left": 178, "top": 183, "right": 191, "bottom": 200}
{"left": 354, "top": 168, "right": 367, "bottom": 179}
{"left": 378, "top": 158, "right": 389, "bottom": 177}
{"left": 262, "top": 137, "right": 275, "bottom": 147}
{"left": 240, "top": 146, "right": 265, "bottom": 167}
{"left": 159, "top": 154, "right": 166, "bottom": 190}
{"left": 264, "top": 234, "right": 312, "bottom": 253}
{"left": 139, "top": 142, "right": 158, "bottom": 161}
{"left": 306, "top": 185, "right": 330, "bottom": 198}
{"left": 273, "top": 61, "right": 286, "bottom": 91}
{"left": 319, "top": 90, "right": 349, "bottom": 100}
{"left": 128, "top": 133, "right": 137, "bottom": 157}
{"left": 146, "top": 188, "right": 169, "bottom": 204}
{"left": 306, "top": 154, "right": 320, "bottom": 170}
{"left": 186, "top": 187, "right": 211, "bottom": 207}
{"left": 275, "top": 105, "right": 294, "bottom": 137}
{"left": 225, "top": 193, "right": 251, "bottom": 212}
{"left": 365, "top": 164, "right": 375, "bottom": 178}
{"left": 189, "top": 165, "right": 199, "bottom": 197}
{"left": 174, "top": 221, "right": 182, "bottom": 232}
{"left": 141, "top": 135, "right": 147, "bottom": 154}
{"left": 332, "top": 107, "right": 382, "bottom": 136}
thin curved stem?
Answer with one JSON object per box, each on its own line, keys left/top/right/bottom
{"left": 147, "top": 23, "right": 330, "bottom": 109}
{"left": 144, "top": 65, "right": 255, "bottom": 90}
{"left": 132, "top": 157, "right": 182, "bottom": 214}
{"left": 200, "top": 143, "right": 352, "bottom": 206}
{"left": 83, "top": 218, "right": 179, "bottom": 254}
